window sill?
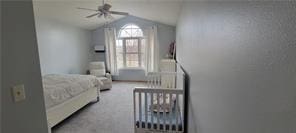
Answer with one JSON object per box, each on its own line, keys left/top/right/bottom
{"left": 119, "top": 67, "right": 145, "bottom": 70}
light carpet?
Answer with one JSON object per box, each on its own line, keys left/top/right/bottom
{"left": 52, "top": 81, "right": 145, "bottom": 133}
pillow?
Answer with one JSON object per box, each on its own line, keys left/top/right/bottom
{"left": 90, "top": 69, "right": 106, "bottom": 77}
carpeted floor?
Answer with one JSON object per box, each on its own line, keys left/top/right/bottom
{"left": 52, "top": 81, "right": 145, "bottom": 133}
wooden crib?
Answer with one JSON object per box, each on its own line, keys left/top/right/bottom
{"left": 133, "top": 71, "right": 185, "bottom": 133}
{"left": 146, "top": 72, "right": 178, "bottom": 89}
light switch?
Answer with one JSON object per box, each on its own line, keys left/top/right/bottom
{"left": 12, "top": 84, "right": 26, "bottom": 102}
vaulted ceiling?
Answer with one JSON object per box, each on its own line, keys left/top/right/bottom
{"left": 33, "top": 0, "right": 183, "bottom": 30}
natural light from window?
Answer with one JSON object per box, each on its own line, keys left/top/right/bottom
{"left": 116, "top": 24, "right": 145, "bottom": 68}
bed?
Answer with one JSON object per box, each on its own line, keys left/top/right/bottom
{"left": 42, "top": 74, "right": 100, "bottom": 131}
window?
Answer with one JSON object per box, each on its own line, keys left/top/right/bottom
{"left": 116, "top": 24, "right": 145, "bottom": 68}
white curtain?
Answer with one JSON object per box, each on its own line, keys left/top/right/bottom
{"left": 145, "top": 25, "right": 159, "bottom": 73}
{"left": 104, "top": 28, "right": 117, "bottom": 75}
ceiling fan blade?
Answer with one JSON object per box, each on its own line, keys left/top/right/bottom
{"left": 98, "top": 13, "right": 103, "bottom": 18}
{"left": 86, "top": 13, "right": 100, "bottom": 18}
{"left": 77, "top": 7, "right": 98, "bottom": 11}
{"left": 109, "top": 11, "right": 129, "bottom": 16}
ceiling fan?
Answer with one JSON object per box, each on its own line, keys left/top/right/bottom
{"left": 77, "top": 0, "right": 129, "bottom": 19}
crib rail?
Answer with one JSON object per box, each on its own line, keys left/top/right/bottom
{"left": 147, "top": 72, "right": 184, "bottom": 89}
{"left": 134, "top": 87, "right": 184, "bottom": 133}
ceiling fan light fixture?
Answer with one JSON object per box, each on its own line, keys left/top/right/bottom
{"left": 77, "top": 0, "right": 129, "bottom": 19}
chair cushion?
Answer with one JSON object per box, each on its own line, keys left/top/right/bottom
{"left": 89, "top": 62, "right": 105, "bottom": 69}
{"left": 96, "top": 77, "right": 111, "bottom": 83}
{"left": 96, "top": 77, "right": 112, "bottom": 90}
{"left": 90, "top": 69, "right": 106, "bottom": 77}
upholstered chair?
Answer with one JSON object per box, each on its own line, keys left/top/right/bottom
{"left": 89, "top": 62, "right": 112, "bottom": 91}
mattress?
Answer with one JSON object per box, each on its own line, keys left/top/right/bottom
{"left": 136, "top": 109, "right": 183, "bottom": 131}
{"left": 43, "top": 74, "right": 100, "bottom": 109}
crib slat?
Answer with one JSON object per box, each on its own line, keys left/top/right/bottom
{"left": 171, "top": 74, "right": 173, "bottom": 88}
{"left": 169, "top": 93, "right": 173, "bottom": 131}
{"left": 168, "top": 74, "right": 171, "bottom": 89}
{"left": 139, "top": 92, "right": 142, "bottom": 128}
{"left": 157, "top": 93, "right": 160, "bottom": 130}
{"left": 150, "top": 75, "right": 152, "bottom": 88}
{"left": 151, "top": 75, "right": 153, "bottom": 88}
{"left": 176, "top": 94, "right": 179, "bottom": 131}
{"left": 150, "top": 74, "right": 152, "bottom": 88}
{"left": 160, "top": 74, "right": 162, "bottom": 88}
{"left": 150, "top": 92, "right": 154, "bottom": 129}
{"left": 154, "top": 74, "right": 157, "bottom": 88}
{"left": 147, "top": 76, "right": 150, "bottom": 87}
{"left": 155, "top": 74, "right": 157, "bottom": 88}
{"left": 149, "top": 75, "right": 152, "bottom": 88}
{"left": 172, "top": 74, "right": 175, "bottom": 88}
{"left": 144, "top": 92, "right": 148, "bottom": 129}
{"left": 157, "top": 74, "right": 159, "bottom": 88}
{"left": 170, "top": 74, "right": 173, "bottom": 88}
{"left": 147, "top": 76, "right": 149, "bottom": 87}
{"left": 170, "top": 75, "right": 173, "bottom": 89}
{"left": 163, "top": 74, "right": 165, "bottom": 88}
{"left": 153, "top": 74, "right": 155, "bottom": 88}
{"left": 157, "top": 74, "right": 160, "bottom": 87}
{"left": 150, "top": 74, "right": 153, "bottom": 88}
{"left": 133, "top": 91, "right": 136, "bottom": 131}
{"left": 168, "top": 75, "right": 170, "bottom": 88}
{"left": 163, "top": 92, "right": 166, "bottom": 131}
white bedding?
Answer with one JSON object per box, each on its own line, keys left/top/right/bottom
{"left": 43, "top": 74, "right": 100, "bottom": 109}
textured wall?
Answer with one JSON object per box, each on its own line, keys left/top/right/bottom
{"left": 34, "top": 18, "right": 92, "bottom": 75}
{"left": 0, "top": 1, "right": 2, "bottom": 132}
{"left": 2, "top": 1, "right": 48, "bottom": 133}
{"left": 176, "top": 2, "right": 296, "bottom": 133}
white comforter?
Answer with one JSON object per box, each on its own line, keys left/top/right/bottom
{"left": 43, "top": 74, "right": 100, "bottom": 109}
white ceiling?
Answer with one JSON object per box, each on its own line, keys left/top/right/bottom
{"left": 33, "top": 0, "right": 183, "bottom": 30}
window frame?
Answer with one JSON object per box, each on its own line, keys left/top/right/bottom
{"left": 117, "top": 37, "right": 144, "bottom": 68}
{"left": 116, "top": 24, "right": 145, "bottom": 68}
{"left": 118, "top": 24, "right": 143, "bottom": 38}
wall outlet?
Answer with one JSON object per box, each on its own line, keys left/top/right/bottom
{"left": 12, "top": 84, "right": 26, "bottom": 102}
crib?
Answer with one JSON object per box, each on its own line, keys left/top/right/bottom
{"left": 134, "top": 71, "right": 185, "bottom": 133}
{"left": 146, "top": 72, "right": 178, "bottom": 89}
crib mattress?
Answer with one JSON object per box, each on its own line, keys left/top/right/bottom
{"left": 136, "top": 115, "right": 183, "bottom": 131}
